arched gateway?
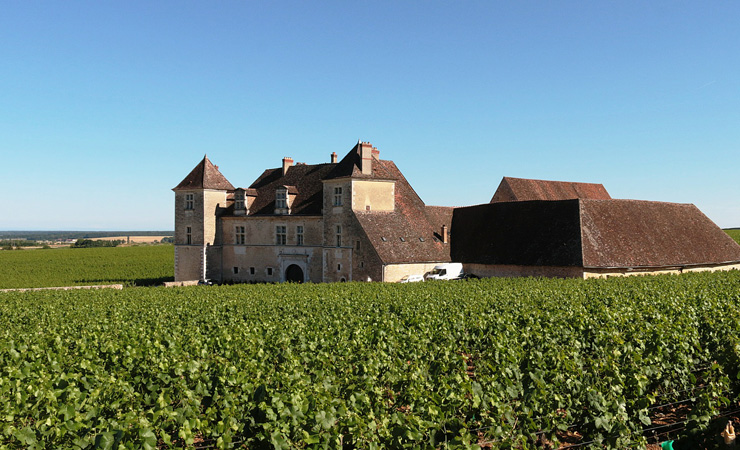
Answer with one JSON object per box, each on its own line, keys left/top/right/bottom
{"left": 285, "top": 264, "right": 304, "bottom": 283}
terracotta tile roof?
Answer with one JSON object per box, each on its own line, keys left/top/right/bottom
{"left": 452, "top": 199, "right": 740, "bottom": 269}
{"left": 580, "top": 199, "right": 740, "bottom": 268}
{"left": 491, "top": 177, "right": 611, "bottom": 203}
{"left": 174, "top": 155, "right": 235, "bottom": 191}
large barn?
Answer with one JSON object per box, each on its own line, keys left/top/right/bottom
{"left": 451, "top": 178, "right": 740, "bottom": 278}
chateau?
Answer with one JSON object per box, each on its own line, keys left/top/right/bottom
{"left": 174, "top": 141, "right": 740, "bottom": 283}
{"left": 173, "top": 141, "right": 453, "bottom": 283}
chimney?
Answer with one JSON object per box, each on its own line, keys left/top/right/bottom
{"left": 360, "top": 141, "right": 373, "bottom": 175}
{"left": 441, "top": 225, "right": 448, "bottom": 244}
{"left": 371, "top": 147, "right": 379, "bottom": 159}
{"left": 331, "top": 152, "right": 337, "bottom": 164}
{"left": 282, "top": 157, "right": 293, "bottom": 176}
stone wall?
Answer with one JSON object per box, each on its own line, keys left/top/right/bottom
{"left": 351, "top": 179, "right": 395, "bottom": 212}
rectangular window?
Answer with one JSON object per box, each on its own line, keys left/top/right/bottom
{"left": 186, "top": 226, "right": 192, "bottom": 245}
{"left": 185, "top": 193, "right": 194, "bottom": 210}
{"left": 250, "top": 267, "right": 255, "bottom": 275}
{"left": 296, "top": 226, "right": 304, "bottom": 246}
{"left": 235, "top": 200, "right": 244, "bottom": 210}
{"left": 233, "top": 267, "right": 239, "bottom": 274}
{"left": 356, "top": 240, "right": 361, "bottom": 250}
{"left": 335, "top": 225, "right": 342, "bottom": 247}
{"left": 276, "top": 225, "right": 286, "bottom": 245}
{"left": 235, "top": 226, "right": 245, "bottom": 245}
{"left": 276, "top": 189, "right": 287, "bottom": 209}
{"left": 333, "top": 187, "right": 343, "bottom": 206}
{"left": 267, "top": 267, "right": 273, "bottom": 276}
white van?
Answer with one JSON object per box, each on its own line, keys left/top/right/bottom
{"left": 399, "top": 274, "right": 424, "bottom": 283}
{"left": 424, "top": 263, "right": 464, "bottom": 281}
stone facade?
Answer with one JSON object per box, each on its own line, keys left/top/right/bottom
{"left": 173, "top": 143, "right": 454, "bottom": 284}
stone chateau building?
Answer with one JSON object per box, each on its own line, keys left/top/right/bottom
{"left": 174, "top": 141, "right": 740, "bottom": 283}
{"left": 173, "top": 141, "right": 453, "bottom": 283}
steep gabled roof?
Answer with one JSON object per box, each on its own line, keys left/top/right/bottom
{"left": 451, "top": 198, "right": 740, "bottom": 269}
{"left": 174, "top": 155, "right": 235, "bottom": 191}
{"left": 323, "top": 143, "right": 396, "bottom": 180}
{"left": 491, "top": 177, "right": 611, "bottom": 203}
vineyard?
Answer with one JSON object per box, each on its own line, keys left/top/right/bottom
{"left": 2, "top": 272, "right": 740, "bottom": 449}
{"left": 0, "top": 245, "right": 174, "bottom": 289}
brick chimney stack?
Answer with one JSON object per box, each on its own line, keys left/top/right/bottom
{"left": 282, "top": 157, "right": 293, "bottom": 176}
{"left": 441, "top": 225, "right": 449, "bottom": 244}
{"left": 331, "top": 152, "right": 337, "bottom": 164}
{"left": 360, "top": 141, "right": 373, "bottom": 175}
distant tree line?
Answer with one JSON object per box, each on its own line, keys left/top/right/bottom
{"left": 0, "top": 231, "right": 174, "bottom": 241}
{"left": 0, "top": 240, "right": 39, "bottom": 248}
{"left": 71, "top": 239, "right": 124, "bottom": 248}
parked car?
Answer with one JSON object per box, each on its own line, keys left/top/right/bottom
{"left": 424, "top": 263, "right": 464, "bottom": 281}
{"left": 399, "top": 274, "right": 424, "bottom": 283}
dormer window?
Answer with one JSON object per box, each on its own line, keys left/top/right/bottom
{"left": 185, "top": 193, "right": 194, "bottom": 210}
{"left": 333, "top": 187, "right": 343, "bottom": 206}
{"left": 276, "top": 188, "right": 287, "bottom": 209}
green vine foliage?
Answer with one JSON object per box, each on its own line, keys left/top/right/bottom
{"left": 1, "top": 271, "right": 740, "bottom": 449}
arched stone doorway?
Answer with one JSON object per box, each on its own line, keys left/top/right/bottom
{"left": 285, "top": 264, "right": 304, "bottom": 283}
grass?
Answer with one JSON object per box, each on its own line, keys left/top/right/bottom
{"left": 0, "top": 244, "right": 174, "bottom": 289}
{"left": 726, "top": 228, "right": 740, "bottom": 245}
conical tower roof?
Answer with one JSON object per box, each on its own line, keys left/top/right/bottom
{"left": 173, "top": 155, "right": 235, "bottom": 191}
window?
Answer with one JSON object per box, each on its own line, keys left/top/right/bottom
{"left": 186, "top": 226, "right": 192, "bottom": 245}
{"left": 333, "top": 187, "right": 343, "bottom": 206}
{"left": 335, "top": 225, "right": 342, "bottom": 247}
{"left": 276, "top": 189, "right": 287, "bottom": 209}
{"left": 356, "top": 240, "right": 361, "bottom": 250}
{"left": 233, "top": 267, "right": 239, "bottom": 274}
{"left": 267, "top": 267, "right": 273, "bottom": 276}
{"left": 185, "top": 193, "right": 194, "bottom": 210}
{"left": 296, "top": 226, "right": 304, "bottom": 246}
{"left": 337, "top": 263, "right": 341, "bottom": 271}
{"left": 235, "top": 200, "right": 244, "bottom": 210}
{"left": 235, "top": 226, "right": 245, "bottom": 245}
{"left": 250, "top": 267, "right": 255, "bottom": 275}
{"left": 276, "top": 226, "right": 286, "bottom": 245}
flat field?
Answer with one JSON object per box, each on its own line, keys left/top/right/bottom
{"left": 1, "top": 272, "right": 739, "bottom": 449}
{"left": 0, "top": 244, "right": 174, "bottom": 289}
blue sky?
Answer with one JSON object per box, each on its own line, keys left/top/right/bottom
{"left": 1, "top": 1, "right": 738, "bottom": 230}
